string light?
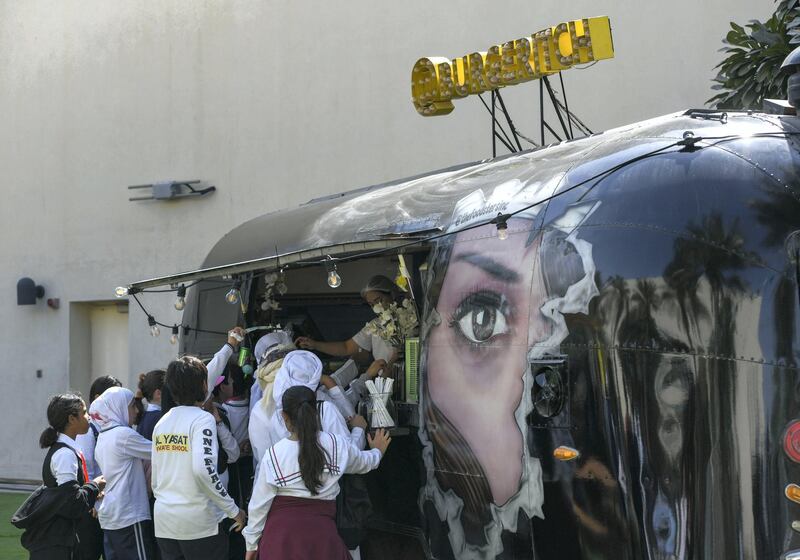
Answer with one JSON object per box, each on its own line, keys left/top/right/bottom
{"left": 324, "top": 256, "right": 342, "bottom": 288}
{"left": 225, "top": 278, "right": 242, "bottom": 305}
{"left": 492, "top": 213, "right": 510, "bottom": 240}
{"left": 170, "top": 325, "right": 179, "bottom": 345}
{"left": 115, "top": 286, "right": 142, "bottom": 297}
{"left": 148, "top": 316, "right": 160, "bottom": 337}
{"left": 174, "top": 284, "right": 187, "bottom": 311}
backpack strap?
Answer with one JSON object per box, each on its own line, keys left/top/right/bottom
{"left": 317, "top": 400, "right": 324, "bottom": 425}
{"left": 42, "top": 442, "right": 85, "bottom": 488}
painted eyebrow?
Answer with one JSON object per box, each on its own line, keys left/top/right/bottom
{"left": 453, "top": 252, "right": 521, "bottom": 282}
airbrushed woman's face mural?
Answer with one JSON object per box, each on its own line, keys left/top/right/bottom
{"left": 420, "top": 191, "right": 600, "bottom": 559}
{"left": 427, "top": 220, "right": 548, "bottom": 505}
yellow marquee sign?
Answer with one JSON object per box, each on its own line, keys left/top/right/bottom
{"left": 411, "top": 16, "right": 614, "bottom": 116}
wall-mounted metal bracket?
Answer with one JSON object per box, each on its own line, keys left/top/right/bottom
{"left": 128, "top": 180, "right": 216, "bottom": 202}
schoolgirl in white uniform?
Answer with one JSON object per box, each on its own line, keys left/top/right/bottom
{"left": 250, "top": 349, "right": 363, "bottom": 468}
{"left": 151, "top": 355, "right": 246, "bottom": 560}
{"left": 90, "top": 386, "right": 156, "bottom": 560}
{"left": 243, "top": 385, "right": 391, "bottom": 559}
{"left": 22, "top": 394, "right": 105, "bottom": 560}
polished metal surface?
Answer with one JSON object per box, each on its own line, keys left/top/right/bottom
{"left": 177, "top": 110, "right": 800, "bottom": 558}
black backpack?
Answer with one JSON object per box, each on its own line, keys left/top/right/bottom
{"left": 316, "top": 400, "right": 373, "bottom": 549}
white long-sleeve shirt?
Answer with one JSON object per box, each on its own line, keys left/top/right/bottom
{"left": 94, "top": 425, "right": 152, "bottom": 530}
{"left": 151, "top": 406, "right": 240, "bottom": 540}
{"left": 318, "top": 385, "right": 356, "bottom": 419}
{"left": 216, "top": 408, "right": 240, "bottom": 490}
{"left": 250, "top": 398, "right": 365, "bottom": 469}
{"left": 221, "top": 398, "right": 249, "bottom": 445}
{"left": 243, "top": 433, "right": 383, "bottom": 552}
{"left": 205, "top": 343, "right": 234, "bottom": 399}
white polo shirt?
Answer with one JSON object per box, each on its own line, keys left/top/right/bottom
{"left": 151, "top": 405, "right": 240, "bottom": 540}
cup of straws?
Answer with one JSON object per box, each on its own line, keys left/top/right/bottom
{"left": 364, "top": 378, "right": 395, "bottom": 429}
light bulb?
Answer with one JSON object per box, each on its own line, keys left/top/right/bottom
{"left": 226, "top": 288, "right": 241, "bottom": 305}
{"left": 493, "top": 213, "right": 509, "bottom": 240}
{"left": 497, "top": 224, "right": 509, "bottom": 240}
{"left": 170, "top": 325, "right": 179, "bottom": 345}
{"left": 148, "top": 316, "right": 160, "bottom": 337}
{"left": 225, "top": 278, "right": 242, "bottom": 305}
{"left": 327, "top": 270, "right": 342, "bottom": 288}
{"left": 324, "top": 257, "right": 341, "bottom": 288}
{"left": 115, "top": 286, "right": 129, "bottom": 298}
{"left": 174, "top": 285, "right": 187, "bottom": 310}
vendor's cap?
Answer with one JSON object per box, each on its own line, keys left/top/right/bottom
{"left": 360, "top": 275, "right": 401, "bottom": 298}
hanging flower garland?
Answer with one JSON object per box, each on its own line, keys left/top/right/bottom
{"left": 364, "top": 299, "right": 419, "bottom": 346}
{"left": 260, "top": 272, "right": 288, "bottom": 311}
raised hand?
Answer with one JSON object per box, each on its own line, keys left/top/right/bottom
{"left": 367, "top": 428, "right": 392, "bottom": 454}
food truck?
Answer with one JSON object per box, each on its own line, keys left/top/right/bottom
{"left": 124, "top": 17, "right": 800, "bottom": 560}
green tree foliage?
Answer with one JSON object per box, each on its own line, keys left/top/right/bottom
{"left": 708, "top": 0, "right": 800, "bottom": 109}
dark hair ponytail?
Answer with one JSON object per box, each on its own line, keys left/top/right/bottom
{"left": 40, "top": 393, "right": 85, "bottom": 448}
{"left": 282, "top": 386, "right": 325, "bottom": 495}
{"left": 39, "top": 427, "right": 59, "bottom": 449}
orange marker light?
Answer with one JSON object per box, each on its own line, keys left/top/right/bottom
{"left": 786, "top": 484, "right": 800, "bottom": 504}
{"left": 553, "top": 446, "right": 580, "bottom": 462}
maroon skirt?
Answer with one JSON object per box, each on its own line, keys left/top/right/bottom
{"left": 258, "top": 495, "right": 350, "bottom": 560}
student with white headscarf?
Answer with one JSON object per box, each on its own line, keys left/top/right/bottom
{"left": 90, "top": 386, "right": 155, "bottom": 560}
{"left": 248, "top": 331, "right": 296, "bottom": 468}
{"left": 250, "top": 330, "right": 295, "bottom": 412}
{"left": 249, "top": 350, "right": 362, "bottom": 465}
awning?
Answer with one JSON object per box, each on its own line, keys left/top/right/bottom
{"left": 128, "top": 238, "right": 428, "bottom": 290}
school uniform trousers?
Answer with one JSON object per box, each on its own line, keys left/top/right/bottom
{"left": 156, "top": 524, "right": 228, "bottom": 560}
{"left": 104, "top": 519, "right": 156, "bottom": 560}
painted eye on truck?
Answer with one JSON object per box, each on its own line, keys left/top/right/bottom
{"left": 532, "top": 366, "right": 565, "bottom": 418}
{"left": 450, "top": 290, "right": 510, "bottom": 345}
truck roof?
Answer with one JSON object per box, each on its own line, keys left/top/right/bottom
{"left": 129, "top": 109, "right": 799, "bottom": 289}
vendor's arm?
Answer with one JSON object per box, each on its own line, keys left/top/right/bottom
{"left": 295, "top": 337, "right": 359, "bottom": 357}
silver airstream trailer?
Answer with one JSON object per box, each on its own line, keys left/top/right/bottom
{"left": 128, "top": 108, "right": 800, "bottom": 559}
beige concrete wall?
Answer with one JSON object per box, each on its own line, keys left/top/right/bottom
{"left": 0, "top": 0, "right": 770, "bottom": 477}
